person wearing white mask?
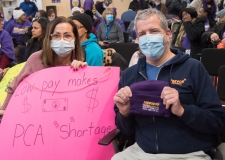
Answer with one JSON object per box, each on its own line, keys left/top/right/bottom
{"left": 5, "top": 9, "right": 31, "bottom": 62}
{"left": 112, "top": 8, "right": 225, "bottom": 160}
{"left": 0, "top": 17, "right": 87, "bottom": 114}
{"left": 97, "top": 7, "right": 124, "bottom": 48}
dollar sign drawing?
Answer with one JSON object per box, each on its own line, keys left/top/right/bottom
{"left": 86, "top": 88, "right": 99, "bottom": 113}
{"left": 22, "top": 96, "right": 31, "bottom": 114}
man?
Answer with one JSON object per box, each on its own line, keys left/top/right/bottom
{"left": 19, "top": 0, "right": 38, "bottom": 21}
{"left": 112, "top": 8, "right": 225, "bottom": 160}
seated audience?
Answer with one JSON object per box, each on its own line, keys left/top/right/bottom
{"left": 20, "top": 18, "right": 49, "bottom": 62}
{"left": 112, "top": 8, "right": 225, "bottom": 160}
{"left": 0, "top": 12, "right": 15, "bottom": 69}
{"left": 172, "top": 8, "right": 205, "bottom": 60}
{"left": 198, "top": 7, "right": 216, "bottom": 31}
{"left": 97, "top": 8, "right": 124, "bottom": 48}
{"left": 5, "top": 9, "right": 31, "bottom": 62}
{"left": 165, "top": 0, "right": 187, "bottom": 16}
{"left": 72, "top": 13, "right": 104, "bottom": 66}
{"left": 47, "top": 9, "right": 56, "bottom": 21}
{"left": 0, "top": 17, "right": 86, "bottom": 112}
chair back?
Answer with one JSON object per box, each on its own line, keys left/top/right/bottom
{"left": 217, "top": 65, "right": 225, "bottom": 101}
{"left": 107, "top": 43, "right": 139, "bottom": 64}
{"left": 123, "top": 32, "right": 130, "bottom": 43}
{"left": 123, "top": 21, "right": 130, "bottom": 31}
{"left": 171, "top": 21, "right": 181, "bottom": 43}
{"left": 201, "top": 49, "right": 225, "bottom": 76}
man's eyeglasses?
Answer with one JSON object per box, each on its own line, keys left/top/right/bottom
{"left": 51, "top": 33, "right": 74, "bottom": 41}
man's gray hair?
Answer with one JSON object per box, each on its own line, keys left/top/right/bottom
{"left": 134, "top": 8, "right": 168, "bottom": 33}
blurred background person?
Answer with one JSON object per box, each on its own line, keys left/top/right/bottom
{"left": 5, "top": 9, "right": 31, "bottom": 62}
{"left": 71, "top": 7, "right": 81, "bottom": 15}
{"left": 97, "top": 8, "right": 124, "bottom": 48}
{"left": 20, "top": 18, "right": 49, "bottom": 62}
{"left": 47, "top": 9, "right": 56, "bottom": 21}
{"left": 0, "top": 12, "right": 15, "bottom": 69}
{"left": 166, "top": 0, "right": 187, "bottom": 17}
{"left": 19, "top": 0, "right": 38, "bottom": 21}
{"left": 198, "top": 7, "right": 216, "bottom": 31}
{"left": 172, "top": 8, "right": 205, "bottom": 60}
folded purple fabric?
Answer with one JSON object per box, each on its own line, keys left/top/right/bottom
{"left": 130, "top": 80, "right": 171, "bottom": 118}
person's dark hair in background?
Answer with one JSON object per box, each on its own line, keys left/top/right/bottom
{"left": 21, "top": 18, "right": 49, "bottom": 62}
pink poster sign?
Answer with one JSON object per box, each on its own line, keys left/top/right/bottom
{"left": 0, "top": 66, "right": 120, "bottom": 160}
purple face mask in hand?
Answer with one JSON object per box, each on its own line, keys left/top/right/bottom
{"left": 130, "top": 80, "right": 171, "bottom": 118}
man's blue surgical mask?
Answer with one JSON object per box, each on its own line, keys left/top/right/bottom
{"left": 106, "top": 15, "right": 113, "bottom": 22}
{"left": 139, "top": 34, "right": 165, "bottom": 59}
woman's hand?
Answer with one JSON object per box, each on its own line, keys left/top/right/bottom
{"left": 71, "top": 60, "right": 88, "bottom": 70}
{"left": 3, "top": 68, "right": 9, "bottom": 76}
{"left": 210, "top": 33, "right": 221, "bottom": 43}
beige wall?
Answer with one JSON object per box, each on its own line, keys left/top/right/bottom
{"left": 42, "top": 0, "right": 130, "bottom": 18}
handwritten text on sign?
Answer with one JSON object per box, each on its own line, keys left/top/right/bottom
{"left": 0, "top": 66, "right": 119, "bottom": 160}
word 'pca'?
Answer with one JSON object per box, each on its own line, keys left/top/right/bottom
{"left": 13, "top": 124, "right": 44, "bottom": 147}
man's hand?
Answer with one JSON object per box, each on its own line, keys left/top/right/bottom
{"left": 161, "top": 86, "right": 184, "bottom": 117}
{"left": 114, "top": 86, "right": 132, "bottom": 117}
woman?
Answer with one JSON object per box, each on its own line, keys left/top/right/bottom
{"left": 5, "top": 9, "right": 31, "bottom": 62}
{"left": 172, "top": 8, "right": 205, "bottom": 60}
{"left": 198, "top": 7, "right": 216, "bottom": 31}
{"left": 72, "top": 13, "right": 104, "bottom": 66}
{"left": 21, "top": 18, "right": 49, "bottom": 62}
{"left": 97, "top": 8, "right": 124, "bottom": 48}
{"left": 0, "top": 17, "right": 87, "bottom": 114}
{"left": 47, "top": 9, "right": 56, "bottom": 21}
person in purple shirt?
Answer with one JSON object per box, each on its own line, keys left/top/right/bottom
{"left": 19, "top": 0, "right": 38, "bottom": 21}
{"left": 84, "top": 0, "right": 94, "bottom": 11}
{"left": 0, "top": 12, "right": 15, "bottom": 69}
{"left": 5, "top": 9, "right": 31, "bottom": 62}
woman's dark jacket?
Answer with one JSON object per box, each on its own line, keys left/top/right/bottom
{"left": 172, "top": 17, "right": 205, "bottom": 60}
